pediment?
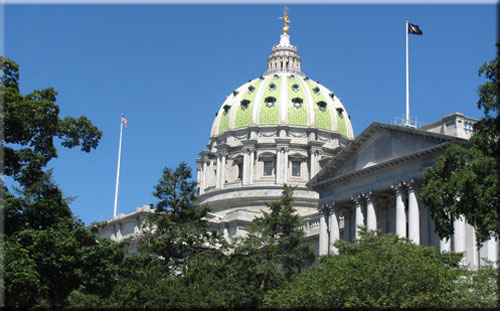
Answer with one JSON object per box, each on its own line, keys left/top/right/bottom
{"left": 309, "top": 122, "right": 465, "bottom": 186}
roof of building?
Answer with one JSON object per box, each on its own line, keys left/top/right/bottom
{"left": 210, "top": 30, "right": 354, "bottom": 139}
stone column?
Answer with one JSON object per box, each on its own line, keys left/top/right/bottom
{"left": 392, "top": 183, "right": 407, "bottom": 238}
{"left": 283, "top": 147, "right": 289, "bottom": 184}
{"left": 365, "top": 192, "right": 377, "bottom": 232}
{"left": 308, "top": 145, "right": 322, "bottom": 179}
{"left": 319, "top": 205, "right": 329, "bottom": 256}
{"left": 329, "top": 204, "right": 340, "bottom": 254}
{"left": 249, "top": 148, "right": 255, "bottom": 184}
{"left": 215, "top": 155, "right": 221, "bottom": 188}
{"left": 276, "top": 147, "right": 282, "bottom": 184}
{"left": 220, "top": 152, "right": 227, "bottom": 188}
{"left": 352, "top": 195, "right": 364, "bottom": 240}
{"left": 201, "top": 159, "right": 208, "bottom": 194}
{"left": 407, "top": 180, "right": 420, "bottom": 244}
{"left": 453, "top": 216, "right": 467, "bottom": 254}
{"left": 223, "top": 224, "right": 230, "bottom": 241}
{"left": 486, "top": 237, "right": 498, "bottom": 266}
{"left": 243, "top": 149, "right": 249, "bottom": 185}
{"left": 440, "top": 237, "right": 452, "bottom": 252}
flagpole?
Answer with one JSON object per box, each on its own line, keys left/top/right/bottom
{"left": 113, "top": 114, "right": 124, "bottom": 217}
{"left": 405, "top": 18, "right": 410, "bottom": 126}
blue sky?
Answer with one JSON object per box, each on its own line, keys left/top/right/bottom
{"left": 3, "top": 3, "right": 497, "bottom": 225}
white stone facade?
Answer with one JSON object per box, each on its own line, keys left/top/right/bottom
{"left": 308, "top": 114, "right": 498, "bottom": 268}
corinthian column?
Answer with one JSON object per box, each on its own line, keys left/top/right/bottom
{"left": 392, "top": 183, "right": 407, "bottom": 238}
{"left": 215, "top": 155, "right": 221, "bottom": 188}
{"left": 220, "top": 152, "right": 227, "bottom": 188}
{"left": 351, "top": 195, "right": 364, "bottom": 240}
{"left": 319, "top": 205, "right": 329, "bottom": 256}
{"left": 249, "top": 147, "right": 255, "bottom": 184}
{"left": 329, "top": 204, "right": 340, "bottom": 254}
{"left": 365, "top": 192, "right": 377, "bottom": 231}
{"left": 453, "top": 216, "right": 466, "bottom": 254}
{"left": 283, "top": 147, "right": 289, "bottom": 184}
{"left": 406, "top": 180, "right": 420, "bottom": 244}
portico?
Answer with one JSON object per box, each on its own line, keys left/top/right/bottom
{"left": 309, "top": 118, "right": 498, "bottom": 268}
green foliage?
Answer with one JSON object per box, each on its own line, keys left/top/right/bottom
{"left": 5, "top": 218, "right": 124, "bottom": 309}
{"left": 264, "top": 229, "right": 497, "bottom": 308}
{"left": 1, "top": 57, "right": 124, "bottom": 309}
{"left": 140, "top": 162, "right": 223, "bottom": 271}
{"left": 1, "top": 56, "right": 102, "bottom": 188}
{"left": 230, "top": 185, "right": 315, "bottom": 307}
{"left": 420, "top": 43, "right": 500, "bottom": 244}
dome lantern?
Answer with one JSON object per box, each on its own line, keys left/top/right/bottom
{"left": 267, "top": 8, "right": 302, "bottom": 75}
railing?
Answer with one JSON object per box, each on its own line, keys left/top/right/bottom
{"left": 391, "top": 115, "right": 425, "bottom": 128}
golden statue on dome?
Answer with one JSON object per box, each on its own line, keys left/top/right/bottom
{"left": 280, "top": 7, "right": 290, "bottom": 34}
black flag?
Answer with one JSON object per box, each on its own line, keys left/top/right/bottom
{"left": 408, "top": 23, "right": 423, "bottom": 35}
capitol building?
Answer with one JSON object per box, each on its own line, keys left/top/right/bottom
{"left": 98, "top": 12, "right": 498, "bottom": 268}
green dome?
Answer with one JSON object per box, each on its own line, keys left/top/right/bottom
{"left": 210, "top": 73, "right": 354, "bottom": 139}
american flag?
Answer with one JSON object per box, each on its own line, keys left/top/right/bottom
{"left": 121, "top": 114, "right": 128, "bottom": 128}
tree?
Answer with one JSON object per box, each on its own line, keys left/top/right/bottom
{"left": 1, "top": 57, "right": 125, "bottom": 308}
{"left": 139, "top": 162, "right": 222, "bottom": 272}
{"left": 264, "top": 229, "right": 497, "bottom": 308}
{"left": 230, "top": 185, "right": 315, "bottom": 308}
{"left": 1, "top": 57, "right": 102, "bottom": 189}
{"left": 420, "top": 43, "right": 499, "bottom": 244}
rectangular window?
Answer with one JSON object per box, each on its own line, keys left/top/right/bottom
{"left": 263, "top": 161, "right": 273, "bottom": 176}
{"left": 292, "top": 161, "right": 301, "bottom": 177}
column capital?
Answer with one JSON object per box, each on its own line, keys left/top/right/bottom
{"left": 391, "top": 182, "right": 404, "bottom": 194}
{"left": 243, "top": 146, "right": 256, "bottom": 154}
{"left": 404, "top": 179, "right": 419, "bottom": 192}
{"left": 350, "top": 194, "right": 364, "bottom": 206}
{"left": 318, "top": 203, "right": 331, "bottom": 216}
{"left": 216, "top": 151, "right": 228, "bottom": 158}
{"left": 363, "top": 191, "right": 376, "bottom": 204}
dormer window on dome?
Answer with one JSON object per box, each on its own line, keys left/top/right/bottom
{"left": 265, "top": 96, "right": 277, "bottom": 108}
{"left": 329, "top": 92, "right": 335, "bottom": 99}
{"left": 313, "top": 86, "right": 321, "bottom": 95}
{"left": 233, "top": 90, "right": 239, "bottom": 96}
{"left": 240, "top": 99, "right": 250, "bottom": 111}
{"left": 223, "top": 104, "right": 231, "bottom": 115}
{"left": 317, "top": 101, "right": 327, "bottom": 112}
{"left": 248, "top": 85, "right": 255, "bottom": 93}
{"left": 269, "top": 82, "right": 277, "bottom": 91}
{"left": 292, "top": 97, "right": 303, "bottom": 108}
{"left": 292, "top": 83, "right": 300, "bottom": 92}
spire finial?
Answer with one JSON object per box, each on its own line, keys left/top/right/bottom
{"left": 279, "top": 7, "right": 290, "bottom": 34}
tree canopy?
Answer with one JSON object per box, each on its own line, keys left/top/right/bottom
{"left": 420, "top": 43, "right": 499, "bottom": 244}
{"left": 264, "top": 230, "right": 497, "bottom": 309}
{"left": 1, "top": 57, "right": 125, "bottom": 309}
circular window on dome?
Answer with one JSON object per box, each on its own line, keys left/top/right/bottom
{"left": 289, "top": 74, "right": 295, "bottom": 79}
{"left": 240, "top": 99, "right": 250, "bottom": 111}
{"left": 292, "top": 83, "right": 300, "bottom": 92}
{"left": 317, "top": 101, "right": 327, "bottom": 112}
{"left": 291, "top": 97, "right": 303, "bottom": 108}
{"left": 269, "top": 82, "right": 277, "bottom": 91}
{"left": 265, "top": 96, "right": 276, "bottom": 108}
{"left": 248, "top": 85, "right": 255, "bottom": 93}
